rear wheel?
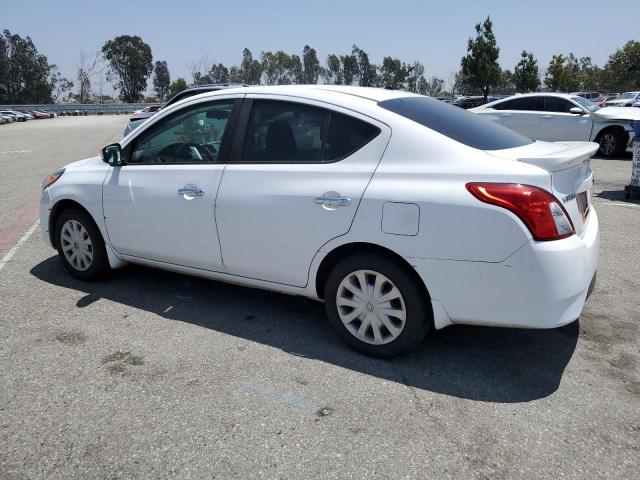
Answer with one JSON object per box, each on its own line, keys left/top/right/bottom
{"left": 55, "top": 208, "right": 109, "bottom": 280}
{"left": 324, "top": 254, "right": 431, "bottom": 358}
{"left": 598, "top": 129, "right": 626, "bottom": 158}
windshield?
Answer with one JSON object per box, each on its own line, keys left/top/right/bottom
{"left": 379, "top": 96, "right": 533, "bottom": 150}
{"left": 618, "top": 92, "right": 639, "bottom": 100}
{"left": 571, "top": 96, "right": 599, "bottom": 112}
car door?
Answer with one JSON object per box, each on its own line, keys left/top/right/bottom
{"left": 215, "top": 96, "right": 391, "bottom": 287}
{"left": 492, "top": 97, "right": 543, "bottom": 139}
{"left": 102, "top": 97, "right": 241, "bottom": 271}
{"left": 538, "top": 96, "right": 592, "bottom": 142}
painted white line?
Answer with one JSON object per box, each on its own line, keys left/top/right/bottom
{"left": 593, "top": 201, "right": 640, "bottom": 209}
{"left": 0, "top": 219, "right": 40, "bottom": 272}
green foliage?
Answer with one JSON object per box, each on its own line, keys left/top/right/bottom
{"left": 323, "top": 54, "right": 342, "bottom": 84}
{"left": 153, "top": 60, "right": 170, "bottom": 101}
{"left": 302, "top": 45, "right": 321, "bottom": 84}
{"left": 0, "top": 29, "right": 60, "bottom": 103}
{"left": 240, "top": 48, "right": 262, "bottom": 84}
{"left": 513, "top": 51, "right": 539, "bottom": 92}
{"left": 460, "top": 16, "right": 502, "bottom": 100}
{"left": 168, "top": 77, "right": 187, "bottom": 98}
{"left": 102, "top": 35, "right": 153, "bottom": 103}
{"left": 602, "top": 41, "right": 640, "bottom": 92}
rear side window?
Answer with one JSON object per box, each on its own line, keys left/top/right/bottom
{"left": 241, "top": 100, "right": 380, "bottom": 163}
{"left": 508, "top": 97, "right": 544, "bottom": 111}
{"left": 379, "top": 96, "right": 533, "bottom": 150}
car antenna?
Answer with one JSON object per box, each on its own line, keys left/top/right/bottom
{"left": 386, "top": 66, "right": 414, "bottom": 90}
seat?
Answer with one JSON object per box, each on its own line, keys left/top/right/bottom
{"left": 265, "top": 120, "right": 296, "bottom": 161}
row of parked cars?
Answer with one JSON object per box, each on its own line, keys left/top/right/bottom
{"left": 0, "top": 109, "right": 57, "bottom": 124}
{"left": 442, "top": 91, "right": 640, "bottom": 110}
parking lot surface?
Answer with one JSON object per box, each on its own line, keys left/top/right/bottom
{"left": 1, "top": 117, "right": 639, "bottom": 479}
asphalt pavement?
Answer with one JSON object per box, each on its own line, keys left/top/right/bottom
{"left": 0, "top": 116, "right": 638, "bottom": 479}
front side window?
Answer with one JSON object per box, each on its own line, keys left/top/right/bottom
{"left": 544, "top": 97, "right": 575, "bottom": 113}
{"left": 241, "top": 100, "right": 380, "bottom": 163}
{"left": 508, "top": 97, "right": 544, "bottom": 111}
{"left": 130, "top": 100, "right": 235, "bottom": 164}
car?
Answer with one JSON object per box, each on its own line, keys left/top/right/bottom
{"left": 603, "top": 91, "right": 640, "bottom": 107}
{"left": 123, "top": 83, "right": 249, "bottom": 137}
{"left": 572, "top": 92, "right": 601, "bottom": 100}
{"left": 471, "top": 92, "right": 640, "bottom": 157}
{"left": 40, "top": 85, "right": 599, "bottom": 357}
{"left": 592, "top": 94, "right": 618, "bottom": 107}
{"left": 0, "top": 110, "right": 28, "bottom": 122}
{"left": 452, "top": 96, "right": 485, "bottom": 109}
{"left": 0, "top": 114, "right": 11, "bottom": 124}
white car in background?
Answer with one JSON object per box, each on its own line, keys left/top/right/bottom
{"left": 472, "top": 93, "right": 640, "bottom": 157}
{"left": 40, "top": 86, "right": 599, "bottom": 357}
{"left": 603, "top": 91, "right": 640, "bottom": 107}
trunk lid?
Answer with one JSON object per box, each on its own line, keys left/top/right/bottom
{"left": 487, "top": 140, "right": 599, "bottom": 237}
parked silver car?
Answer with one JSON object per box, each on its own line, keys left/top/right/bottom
{"left": 471, "top": 93, "right": 640, "bottom": 157}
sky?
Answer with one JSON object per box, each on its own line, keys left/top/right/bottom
{"left": 2, "top": 0, "right": 639, "bottom": 95}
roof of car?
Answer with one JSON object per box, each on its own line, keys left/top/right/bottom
{"left": 168, "top": 85, "right": 418, "bottom": 108}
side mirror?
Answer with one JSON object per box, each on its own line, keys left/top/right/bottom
{"left": 569, "top": 107, "right": 585, "bottom": 115}
{"left": 101, "top": 143, "right": 125, "bottom": 166}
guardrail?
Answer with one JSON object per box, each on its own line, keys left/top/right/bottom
{"left": 0, "top": 103, "right": 152, "bottom": 115}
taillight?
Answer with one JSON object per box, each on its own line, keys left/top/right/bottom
{"left": 466, "top": 183, "right": 574, "bottom": 241}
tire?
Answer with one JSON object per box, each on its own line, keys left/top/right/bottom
{"left": 324, "top": 253, "right": 432, "bottom": 358}
{"left": 598, "top": 129, "right": 626, "bottom": 158}
{"left": 54, "top": 207, "right": 110, "bottom": 280}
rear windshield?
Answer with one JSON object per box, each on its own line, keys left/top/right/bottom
{"left": 378, "top": 96, "right": 533, "bottom": 150}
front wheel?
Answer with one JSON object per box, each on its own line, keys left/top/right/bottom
{"left": 324, "top": 254, "right": 432, "bottom": 358}
{"left": 55, "top": 208, "right": 110, "bottom": 280}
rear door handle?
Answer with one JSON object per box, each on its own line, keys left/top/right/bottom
{"left": 314, "top": 192, "right": 351, "bottom": 209}
{"left": 178, "top": 185, "right": 205, "bottom": 197}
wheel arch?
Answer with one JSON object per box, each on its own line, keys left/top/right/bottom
{"left": 315, "top": 242, "right": 430, "bottom": 300}
{"left": 593, "top": 124, "right": 627, "bottom": 143}
{"left": 48, "top": 199, "right": 97, "bottom": 249}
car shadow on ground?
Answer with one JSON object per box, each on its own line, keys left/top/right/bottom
{"left": 595, "top": 189, "right": 640, "bottom": 204}
{"left": 31, "top": 257, "right": 579, "bottom": 403}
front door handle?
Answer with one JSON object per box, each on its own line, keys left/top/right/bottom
{"left": 178, "top": 184, "right": 205, "bottom": 198}
{"left": 542, "top": 114, "right": 553, "bottom": 119}
{"left": 500, "top": 113, "right": 512, "bottom": 117}
{"left": 314, "top": 192, "right": 351, "bottom": 210}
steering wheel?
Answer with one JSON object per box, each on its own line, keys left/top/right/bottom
{"left": 175, "top": 142, "right": 203, "bottom": 161}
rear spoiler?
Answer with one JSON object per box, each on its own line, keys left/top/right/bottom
{"left": 517, "top": 142, "right": 599, "bottom": 172}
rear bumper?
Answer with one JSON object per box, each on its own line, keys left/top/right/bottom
{"left": 413, "top": 209, "right": 600, "bottom": 329}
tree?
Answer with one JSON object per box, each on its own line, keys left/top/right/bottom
{"left": 76, "top": 50, "right": 101, "bottom": 104}
{"left": 168, "top": 77, "right": 187, "bottom": 98}
{"left": 460, "top": 16, "right": 502, "bottom": 101}
{"left": 340, "top": 53, "right": 358, "bottom": 86}
{"left": 544, "top": 54, "right": 580, "bottom": 92}
{"left": 302, "top": 45, "right": 320, "bottom": 84}
{"left": 49, "top": 71, "right": 74, "bottom": 103}
{"left": 513, "top": 51, "right": 539, "bottom": 92}
{"left": 209, "top": 63, "right": 229, "bottom": 83}
{"left": 323, "top": 54, "right": 342, "bottom": 85}
{"left": 0, "top": 29, "right": 55, "bottom": 104}
{"left": 240, "top": 48, "right": 262, "bottom": 84}
{"left": 352, "top": 45, "right": 377, "bottom": 87}
{"left": 152, "top": 60, "right": 170, "bottom": 101}
{"left": 602, "top": 41, "right": 640, "bottom": 92}
{"left": 425, "top": 76, "right": 444, "bottom": 96}
{"left": 261, "top": 50, "right": 295, "bottom": 84}
{"left": 102, "top": 35, "right": 153, "bottom": 102}
{"left": 380, "top": 57, "right": 404, "bottom": 88}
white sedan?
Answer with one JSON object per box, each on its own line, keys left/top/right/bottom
{"left": 471, "top": 93, "right": 640, "bottom": 157}
{"left": 40, "top": 86, "right": 599, "bottom": 357}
